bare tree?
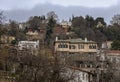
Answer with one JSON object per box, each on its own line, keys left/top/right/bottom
{"left": 0, "top": 11, "right": 6, "bottom": 25}
{"left": 47, "top": 11, "right": 58, "bottom": 20}
{"left": 7, "top": 47, "right": 75, "bottom": 82}
{"left": 110, "top": 14, "right": 120, "bottom": 25}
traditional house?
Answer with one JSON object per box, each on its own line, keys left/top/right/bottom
{"left": 53, "top": 26, "right": 66, "bottom": 35}
{"left": 19, "top": 23, "right": 27, "bottom": 30}
{"left": 97, "top": 50, "right": 120, "bottom": 71}
{"left": 62, "top": 66, "right": 93, "bottom": 82}
{"left": 0, "top": 35, "right": 15, "bottom": 48}
{"left": 0, "top": 35, "right": 15, "bottom": 44}
{"left": 54, "top": 37, "right": 98, "bottom": 53}
{"left": 54, "top": 37, "right": 98, "bottom": 72}
{"left": 26, "top": 28, "right": 46, "bottom": 41}
{"left": 105, "top": 50, "right": 120, "bottom": 63}
{"left": 60, "top": 20, "right": 72, "bottom": 28}
{"left": 18, "top": 40, "right": 39, "bottom": 55}
{"left": 104, "top": 50, "right": 120, "bottom": 79}
{"left": 18, "top": 40, "right": 39, "bottom": 50}
{"left": 101, "top": 41, "right": 113, "bottom": 49}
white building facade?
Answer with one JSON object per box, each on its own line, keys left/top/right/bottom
{"left": 18, "top": 40, "right": 39, "bottom": 55}
{"left": 18, "top": 40, "right": 39, "bottom": 50}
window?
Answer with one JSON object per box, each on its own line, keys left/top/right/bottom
{"left": 86, "top": 74, "right": 88, "bottom": 80}
{"left": 69, "top": 45, "right": 71, "bottom": 49}
{"left": 83, "top": 73, "right": 85, "bottom": 80}
{"left": 65, "top": 45, "right": 68, "bottom": 48}
{"left": 36, "top": 45, "right": 38, "bottom": 48}
{"left": 69, "top": 45, "right": 76, "bottom": 49}
{"left": 87, "top": 64, "right": 90, "bottom": 68}
{"left": 58, "top": 43, "right": 68, "bottom": 48}
{"left": 78, "top": 44, "right": 84, "bottom": 49}
{"left": 58, "top": 45, "right": 61, "bottom": 48}
{"left": 63, "top": 44, "right": 66, "bottom": 48}
{"left": 89, "top": 44, "right": 96, "bottom": 49}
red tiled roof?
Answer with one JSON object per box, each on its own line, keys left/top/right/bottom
{"left": 53, "top": 26, "right": 68, "bottom": 34}
{"left": 105, "top": 50, "right": 120, "bottom": 55}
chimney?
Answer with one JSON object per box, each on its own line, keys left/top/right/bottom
{"left": 56, "top": 37, "right": 58, "bottom": 41}
{"left": 85, "top": 37, "right": 87, "bottom": 42}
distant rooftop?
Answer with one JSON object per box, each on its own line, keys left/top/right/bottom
{"left": 106, "top": 50, "right": 120, "bottom": 54}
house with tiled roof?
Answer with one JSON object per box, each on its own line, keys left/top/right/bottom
{"left": 63, "top": 66, "right": 94, "bottom": 82}
{"left": 105, "top": 50, "right": 120, "bottom": 63}
{"left": 26, "top": 28, "right": 46, "bottom": 41}
{"left": 54, "top": 37, "right": 98, "bottom": 53}
{"left": 54, "top": 37, "right": 98, "bottom": 73}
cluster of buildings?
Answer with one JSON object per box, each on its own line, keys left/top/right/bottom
{"left": 1, "top": 20, "right": 120, "bottom": 82}
{"left": 54, "top": 36, "right": 120, "bottom": 82}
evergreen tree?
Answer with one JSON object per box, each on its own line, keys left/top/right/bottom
{"left": 45, "top": 16, "right": 56, "bottom": 45}
{"left": 111, "top": 40, "right": 120, "bottom": 50}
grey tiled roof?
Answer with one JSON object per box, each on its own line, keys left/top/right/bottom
{"left": 56, "top": 38, "right": 96, "bottom": 43}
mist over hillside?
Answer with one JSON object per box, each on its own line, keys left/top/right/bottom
{"left": 4, "top": 3, "right": 120, "bottom": 24}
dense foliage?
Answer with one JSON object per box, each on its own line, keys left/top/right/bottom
{"left": 0, "top": 11, "right": 120, "bottom": 48}
{"left": 71, "top": 15, "right": 120, "bottom": 48}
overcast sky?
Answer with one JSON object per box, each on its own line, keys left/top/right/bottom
{"left": 1, "top": 0, "right": 120, "bottom": 24}
{"left": 0, "top": 0, "right": 119, "bottom": 10}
